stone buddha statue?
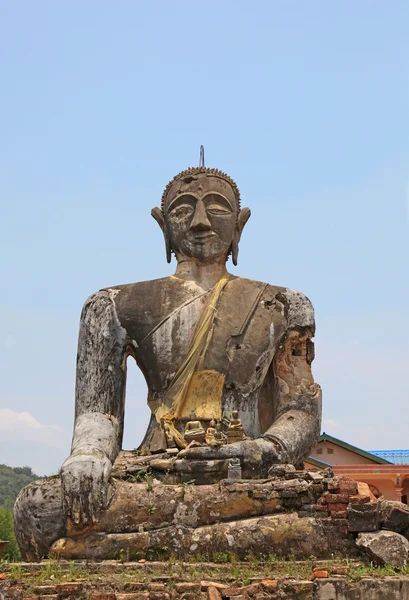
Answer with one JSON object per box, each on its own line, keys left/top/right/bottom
{"left": 205, "top": 419, "right": 217, "bottom": 445}
{"left": 14, "top": 163, "right": 321, "bottom": 560}
{"left": 226, "top": 409, "right": 246, "bottom": 444}
{"left": 184, "top": 411, "right": 206, "bottom": 444}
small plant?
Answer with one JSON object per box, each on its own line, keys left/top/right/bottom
{"left": 40, "top": 559, "right": 64, "bottom": 582}
{"left": 10, "top": 563, "right": 23, "bottom": 579}
{"left": 68, "top": 561, "right": 77, "bottom": 579}
{"left": 127, "top": 467, "right": 151, "bottom": 483}
{"left": 147, "top": 502, "right": 156, "bottom": 515}
{"left": 245, "top": 552, "right": 258, "bottom": 568}
{"left": 213, "top": 551, "right": 230, "bottom": 564}
{"left": 146, "top": 473, "right": 154, "bottom": 494}
{"left": 118, "top": 548, "right": 129, "bottom": 563}
{"left": 267, "top": 552, "right": 279, "bottom": 565}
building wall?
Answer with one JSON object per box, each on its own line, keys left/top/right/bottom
{"left": 358, "top": 478, "right": 396, "bottom": 501}
{"left": 310, "top": 441, "right": 377, "bottom": 466}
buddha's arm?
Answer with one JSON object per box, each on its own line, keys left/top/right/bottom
{"left": 61, "top": 289, "right": 128, "bottom": 526}
{"left": 260, "top": 327, "right": 322, "bottom": 467}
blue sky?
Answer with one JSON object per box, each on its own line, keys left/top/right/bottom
{"left": 1, "top": 1, "right": 408, "bottom": 475}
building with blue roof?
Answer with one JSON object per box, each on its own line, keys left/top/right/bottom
{"left": 369, "top": 450, "right": 409, "bottom": 465}
{"left": 306, "top": 433, "right": 409, "bottom": 504}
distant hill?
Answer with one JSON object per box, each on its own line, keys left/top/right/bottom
{"left": 0, "top": 464, "right": 40, "bottom": 509}
{"left": 0, "top": 464, "right": 41, "bottom": 560}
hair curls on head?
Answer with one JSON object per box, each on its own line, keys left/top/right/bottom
{"left": 161, "top": 167, "right": 241, "bottom": 213}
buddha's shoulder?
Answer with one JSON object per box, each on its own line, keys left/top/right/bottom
{"left": 229, "top": 276, "right": 315, "bottom": 329}
{"left": 94, "top": 276, "right": 198, "bottom": 314}
{"left": 100, "top": 276, "right": 175, "bottom": 298}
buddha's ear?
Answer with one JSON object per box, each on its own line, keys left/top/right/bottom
{"left": 151, "top": 207, "right": 172, "bottom": 263}
{"left": 231, "top": 207, "right": 251, "bottom": 266}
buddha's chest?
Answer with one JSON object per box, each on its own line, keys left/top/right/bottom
{"left": 118, "top": 279, "right": 287, "bottom": 396}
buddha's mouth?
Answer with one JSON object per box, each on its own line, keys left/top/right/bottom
{"left": 191, "top": 231, "right": 216, "bottom": 241}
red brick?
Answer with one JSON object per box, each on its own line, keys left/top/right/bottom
{"left": 200, "top": 580, "right": 229, "bottom": 592}
{"left": 148, "top": 593, "right": 170, "bottom": 600}
{"left": 325, "top": 494, "right": 350, "bottom": 503}
{"left": 0, "top": 573, "right": 7, "bottom": 580}
{"left": 260, "top": 579, "right": 278, "bottom": 591}
{"left": 148, "top": 584, "right": 165, "bottom": 592}
{"left": 349, "top": 494, "right": 370, "bottom": 504}
{"left": 201, "top": 581, "right": 228, "bottom": 591}
{"left": 55, "top": 582, "right": 84, "bottom": 596}
{"left": 330, "top": 510, "right": 347, "bottom": 519}
{"left": 357, "top": 481, "right": 376, "bottom": 500}
{"left": 328, "top": 476, "right": 358, "bottom": 494}
{"left": 329, "top": 565, "right": 349, "bottom": 575}
{"left": 33, "top": 587, "right": 56, "bottom": 595}
{"left": 337, "top": 479, "right": 358, "bottom": 495}
{"left": 312, "top": 569, "right": 328, "bottom": 579}
{"left": 90, "top": 593, "right": 115, "bottom": 600}
{"left": 207, "top": 588, "right": 222, "bottom": 600}
{"left": 222, "top": 583, "right": 259, "bottom": 597}
{"left": 327, "top": 502, "right": 348, "bottom": 513}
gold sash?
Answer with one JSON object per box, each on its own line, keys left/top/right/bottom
{"left": 154, "top": 274, "right": 230, "bottom": 447}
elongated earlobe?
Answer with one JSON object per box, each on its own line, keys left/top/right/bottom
{"left": 151, "top": 207, "right": 172, "bottom": 263}
{"left": 232, "top": 207, "right": 251, "bottom": 266}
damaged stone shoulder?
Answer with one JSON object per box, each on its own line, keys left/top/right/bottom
{"left": 283, "top": 288, "right": 315, "bottom": 331}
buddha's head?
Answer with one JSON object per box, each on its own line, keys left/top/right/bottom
{"left": 152, "top": 168, "right": 250, "bottom": 265}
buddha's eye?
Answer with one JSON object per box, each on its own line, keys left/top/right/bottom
{"left": 206, "top": 203, "right": 232, "bottom": 216}
{"left": 170, "top": 204, "right": 194, "bottom": 219}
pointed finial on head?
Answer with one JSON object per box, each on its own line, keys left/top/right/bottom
{"left": 199, "top": 145, "right": 205, "bottom": 167}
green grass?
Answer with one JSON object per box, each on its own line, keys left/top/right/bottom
{"left": 3, "top": 554, "right": 409, "bottom": 591}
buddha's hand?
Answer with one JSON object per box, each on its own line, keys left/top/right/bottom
{"left": 177, "top": 438, "right": 284, "bottom": 478}
{"left": 61, "top": 451, "right": 112, "bottom": 527}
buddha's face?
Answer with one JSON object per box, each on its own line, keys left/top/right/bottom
{"left": 152, "top": 170, "right": 250, "bottom": 266}
{"left": 164, "top": 175, "right": 238, "bottom": 262}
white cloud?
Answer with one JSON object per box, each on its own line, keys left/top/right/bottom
{"left": 0, "top": 408, "right": 65, "bottom": 446}
{"left": 0, "top": 409, "right": 70, "bottom": 475}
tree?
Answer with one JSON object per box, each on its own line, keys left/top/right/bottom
{"left": 0, "top": 506, "right": 20, "bottom": 560}
{"left": 0, "top": 464, "right": 40, "bottom": 508}
{"left": 0, "top": 463, "right": 40, "bottom": 561}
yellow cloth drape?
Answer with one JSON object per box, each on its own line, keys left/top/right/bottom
{"left": 154, "top": 274, "right": 230, "bottom": 447}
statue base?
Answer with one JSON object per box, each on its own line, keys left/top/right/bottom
{"left": 14, "top": 453, "right": 409, "bottom": 563}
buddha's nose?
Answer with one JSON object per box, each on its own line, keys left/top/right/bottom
{"left": 190, "top": 200, "right": 212, "bottom": 231}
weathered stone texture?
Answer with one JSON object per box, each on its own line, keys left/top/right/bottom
{"left": 356, "top": 530, "right": 409, "bottom": 567}
{"left": 379, "top": 500, "right": 409, "bottom": 536}
{"left": 347, "top": 502, "right": 381, "bottom": 532}
{"left": 48, "top": 472, "right": 365, "bottom": 561}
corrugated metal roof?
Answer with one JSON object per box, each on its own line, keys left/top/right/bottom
{"left": 369, "top": 450, "right": 409, "bottom": 465}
